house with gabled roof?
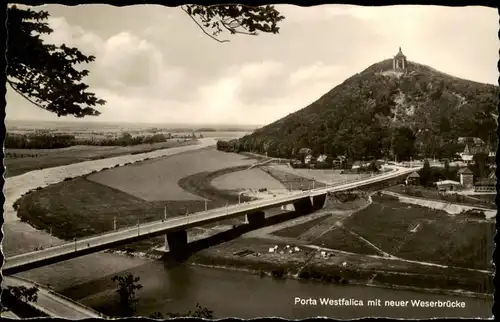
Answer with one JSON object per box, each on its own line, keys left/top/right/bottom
{"left": 405, "top": 171, "right": 420, "bottom": 186}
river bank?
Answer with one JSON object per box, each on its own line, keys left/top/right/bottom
{"left": 184, "top": 234, "right": 493, "bottom": 299}
{"left": 2, "top": 138, "right": 218, "bottom": 256}
{"left": 4, "top": 146, "right": 493, "bottom": 319}
{"left": 9, "top": 155, "right": 494, "bottom": 299}
{"left": 3, "top": 139, "right": 200, "bottom": 178}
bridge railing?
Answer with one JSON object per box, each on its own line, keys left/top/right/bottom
{"left": 20, "top": 213, "right": 178, "bottom": 256}
{"left": 10, "top": 166, "right": 416, "bottom": 262}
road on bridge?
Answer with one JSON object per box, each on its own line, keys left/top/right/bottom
{"left": 3, "top": 165, "right": 420, "bottom": 276}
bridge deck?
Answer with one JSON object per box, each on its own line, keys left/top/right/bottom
{"left": 3, "top": 166, "right": 419, "bottom": 275}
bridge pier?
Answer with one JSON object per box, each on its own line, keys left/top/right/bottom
{"left": 245, "top": 211, "right": 266, "bottom": 226}
{"left": 165, "top": 230, "right": 188, "bottom": 261}
{"left": 293, "top": 197, "right": 314, "bottom": 215}
{"left": 310, "top": 193, "right": 327, "bottom": 210}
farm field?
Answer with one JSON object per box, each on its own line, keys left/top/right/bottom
{"left": 386, "top": 185, "right": 496, "bottom": 209}
{"left": 260, "top": 165, "right": 326, "bottom": 190}
{"left": 87, "top": 148, "right": 255, "bottom": 201}
{"left": 211, "top": 168, "right": 286, "bottom": 191}
{"left": 270, "top": 193, "right": 494, "bottom": 271}
{"left": 339, "top": 194, "right": 495, "bottom": 270}
{"left": 289, "top": 167, "right": 374, "bottom": 185}
{"left": 4, "top": 139, "right": 198, "bottom": 178}
{"left": 16, "top": 177, "right": 169, "bottom": 241}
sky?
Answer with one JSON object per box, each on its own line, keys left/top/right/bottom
{"left": 6, "top": 4, "right": 499, "bottom": 126}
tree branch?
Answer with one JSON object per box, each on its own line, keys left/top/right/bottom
{"left": 7, "top": 79, "right": 48, "bottom": 111}
{"left": 181, "top": 6, "right": 230, "bottom": 43}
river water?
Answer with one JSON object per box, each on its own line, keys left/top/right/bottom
{"left": 3, "top": 139, "right": 493, "bottom": 319}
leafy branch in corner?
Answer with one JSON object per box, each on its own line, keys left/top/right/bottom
{"left": 1, "top": 285, "right": 39, "bottom": 313}
{"left": 181, "top": 4, "right": 285, "bottom": 43}
{"left": 7, "top": 5, "right": 106, "bottom": 117}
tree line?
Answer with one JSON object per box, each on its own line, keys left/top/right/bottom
{"left": 4, "top": 132, "right": 175, "bottom": 149}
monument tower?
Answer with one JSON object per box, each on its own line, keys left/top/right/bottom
{"left": 393, "top": 47, "right": 407, "bottom": 73}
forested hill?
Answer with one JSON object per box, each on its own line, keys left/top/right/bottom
{"left": 217, "top": 59, "right": 498, "bottom": 161}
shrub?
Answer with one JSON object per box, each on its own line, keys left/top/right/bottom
{"left": 63, "top": 177, "right": 72, "bottom": 181}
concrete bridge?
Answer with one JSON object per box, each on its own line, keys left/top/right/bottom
{"left": 3, "top": 165, "right": 419, "bottom": 276}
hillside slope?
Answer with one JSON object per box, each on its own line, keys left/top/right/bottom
{"left": 219, "top": 59, "right": 498, "bottom": 161}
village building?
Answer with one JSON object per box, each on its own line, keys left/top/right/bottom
{"left": 405, "top": 171, "right": 420, "bottom": 186}
{"left": 460, "top": 137, "right": 491, "bottom": 158}
{"left": 393, "top": 47, "right": 407, "bottom": 73}
{"left": 457, "top": 167, "right": 474, "bottom": 188}
{"left": 435, "top": 180, "right": 462, "bottom": 192}
{"left": 474, "top": 178, "right": 496, "bottom": 193}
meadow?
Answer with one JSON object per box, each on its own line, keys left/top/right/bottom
{"left": 338, "top": 195, "right": 494, "bottom": 270}
{"left": 211, "top": 168, "right": 286, "bottom": 191}
{"left": 386, "top": 185, "right": 496, "bottom": 209}
{"left": 260, "top": 165, "right": 326, "bottom": 190}
{"left": 14, "top": 148, "right": 268, "bottom": 244}
{"left": 290, "top": 168, "right": 374, "bottom": 184}
{"left": 270, "top": 192, "right": 494, "bottom": 271}
{"left": 87, "top": 148, "right": 254, "bottom": 201}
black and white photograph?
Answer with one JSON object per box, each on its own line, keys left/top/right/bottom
{"left": 1, "top": 2, "right": 497, "bottom": 320}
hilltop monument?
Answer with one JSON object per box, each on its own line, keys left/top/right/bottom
{"left": 393, "top": 47, "right": 407, "bottom": 74}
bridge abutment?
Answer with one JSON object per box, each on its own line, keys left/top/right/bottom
{"left": 165, "top": 230, "right": 188, "bottom": 261}
{"left": 293, "top": 197, "right": 314, "bottom": 215}
{"left": 245, "top": 211, "right": 266, "bottom": 226}
{"left": 310, "top": 193, "right": 327, "bottom": 210}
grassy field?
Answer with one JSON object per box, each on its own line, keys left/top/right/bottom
{"left": 260, "top": 165, "right": 326, "bottom": 190}
{"left": 271, "top": 192, "right": 494, "bottom": 270}
{"left": 290, "top": 168, "right": 373, "bottom": 184}
{"left": 189, "top": 237, "right": 493, "bottom": 295}
{"left": 312, "top": 227, "right": 380, "bottom": 255}
{"left": 211, "top": 168, "right": 286, "bottom": 191}
{"left": 87, "top": 148, "right": 254, "bottom": 201}
{"left": 272, "top": 215, "right": 329, "bottom": 238}
{"left": 386, "top": 185, "right": 496, "bottom": 209}
{"left": 340, "top": 194, "right": 495, "bottom": 270}
{"left": 16, "top": 177, "right": 169, "bottom": 240}
{"left": 4, "top": 139, "right": 198, "bottom": 178}
{"left": 14, "top": 150, "right": 263, "bottom": 247}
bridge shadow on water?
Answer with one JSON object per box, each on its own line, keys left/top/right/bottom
{"left": 160, "top": 208, "right": 308, "bottom": 268}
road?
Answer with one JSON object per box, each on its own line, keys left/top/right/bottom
{"left": 3, "top": 164, "right": 419, "bottom": 276}
{"left": 2, "top": 276, "right": 104, "bottom": 319}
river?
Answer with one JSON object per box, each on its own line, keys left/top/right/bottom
{"left": 2, "top": 139, "right": 493, "bottom": 319}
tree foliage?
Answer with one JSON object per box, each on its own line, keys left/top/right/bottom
{"left": 420, "top": 160, "right": 431, "bottom": 186}
{"left": 7, "top": 5, "right": 106, "bottom": 117}
{"left": 111, "top": 273, "right": 143, "bottom": 316}
{"left": 181, "top": 4, "right": 284, "bottom": 43}
{"left": 1, "top": 285, "right": 39, "bottom": 315}
{"left": 217, "top": 59, "right": 498, "bottom": 162}
{"left": 7, "top": 5, "right": 285, "bottom": 117}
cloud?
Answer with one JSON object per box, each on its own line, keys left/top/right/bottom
{"left": 6, "top": 5, "right": 497, "bottom": 125}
